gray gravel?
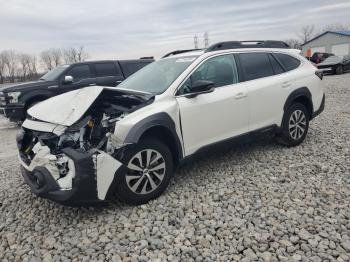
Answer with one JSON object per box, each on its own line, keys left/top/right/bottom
{"left": 1, "top": 73, "right": 350, "bottom": 261}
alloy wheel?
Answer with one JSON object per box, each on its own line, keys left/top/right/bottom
{"left": 125, "top": 149, "right": 166, "bottom": 195}
{"left": 288, "top": 110, "right": 306, "bottom": 140}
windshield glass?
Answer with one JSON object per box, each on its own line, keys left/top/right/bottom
{"left": 323, "top": 56, "right": 342, "bottom": 63}
{"left": 116, "top": 56, "right": 198, "bottom": 94}
{"left": 40, "top": 65, "right": 70, "bottom": 81}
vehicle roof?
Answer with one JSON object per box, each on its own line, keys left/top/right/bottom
{"left": 168, "top": 48, "right": 301, "bottom": 59}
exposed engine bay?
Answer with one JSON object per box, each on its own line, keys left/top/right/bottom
{"left": 21, "top": 89, "right": 153, "bottom": 156}
{"left": 17, "top": 88, "right": 153, "bottom": 195}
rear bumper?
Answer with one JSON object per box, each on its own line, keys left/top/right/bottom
{"left": 312, "top": 94, "right": 325, "bottom": 119}
{"left": 2, "top": 104, "right": 26, "bottom": 121}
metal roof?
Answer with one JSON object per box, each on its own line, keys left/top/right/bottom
{"left": 301, "top": 31, "right": 350, "bottom": 46}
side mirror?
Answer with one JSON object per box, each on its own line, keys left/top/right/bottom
{"left": 185, "top": 80, "right": 215, "bottom": 98}
{"left": 63, "top": 75, "right": 74, "bottom": 84}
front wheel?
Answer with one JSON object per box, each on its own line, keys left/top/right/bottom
{"left": 276, "top": 103, "right": 309, "bottom": 147}
{"left": 115, "top": 138, "right": 173, "bottom": 205}
{"left": 335, "top": 65, "right": 343, "bottom": 75}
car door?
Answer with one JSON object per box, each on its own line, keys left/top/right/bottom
{"left": 175, "top": 54, "right": 249, "bottom": 156}
{"left": 59, "top": 64, "right": 96, "bottom": 93}
{"left": 237, "top": 52, "right": 290, "bottom": 131}
{"left": 93, "top": 62, "right": 124, "bottom": 87}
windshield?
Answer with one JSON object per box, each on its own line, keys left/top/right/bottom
{"left": 40, "top": 65, "right": 70, "bottom": 81}
{"left": 116, "top": 56, "right": 198, "bottom": 94}
{"left": 323, "top": 56, "right": 342, "bottom": 63}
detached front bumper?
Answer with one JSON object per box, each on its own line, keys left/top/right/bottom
{"left": 18, "top": 140, "right": 127, "bottom": 206}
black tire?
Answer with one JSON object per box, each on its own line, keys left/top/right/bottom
{"left": 335, "top": 65, "right": 343, "bottom": 75}
{"left": 276, "top": 103, "right": 309, "bottom": 147}
{"left": 115, "top": 137, "right": 173, "bottom": 205}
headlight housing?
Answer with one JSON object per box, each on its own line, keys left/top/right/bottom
{"left": 7, "top": 92, "right": 21, "bottom": 103}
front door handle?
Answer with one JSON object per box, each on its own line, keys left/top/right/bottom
{"left": 89, "top": 83, "right": 96, "bottom": 86}
{"left": 234, "top": 92, "right": 247, "bottom": 99}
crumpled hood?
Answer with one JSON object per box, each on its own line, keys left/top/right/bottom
{"left": 27, "top": 86, "right": 105, "bottom": 126}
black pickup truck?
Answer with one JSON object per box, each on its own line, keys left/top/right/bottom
{"left": 0, "top": 59, "right": 153, "bottom": 122}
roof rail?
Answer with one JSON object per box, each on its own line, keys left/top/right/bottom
{"left": 205, "top": 40, "right": 290, "bottom": 52}
{"left": 140, "top": 56, "right": 154, "bottom": 60}
{"left": 162, "top": 49, "right": 202, "bottom": 58}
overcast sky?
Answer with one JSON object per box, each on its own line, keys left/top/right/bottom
{"left": 0, "top": 0, "right": 349, "bottom": 60}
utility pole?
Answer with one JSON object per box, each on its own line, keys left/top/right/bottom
{"left": 204, "top": 32, "right": 209, "bottom": 48}
{"left": 194, "top": 35, "right": 198, "bottom": 49}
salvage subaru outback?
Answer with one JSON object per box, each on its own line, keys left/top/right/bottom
{"left": 17, "top": 41, "right": 325, "bottom": 205}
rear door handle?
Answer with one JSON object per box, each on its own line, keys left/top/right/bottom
{"left": 282, "top": 82, "right": 291, "bottom": 88}
{"left": 89, "top": 83, "right": 96, "bottom": 86}
{"left": 234, "top": 92, "right": 247, "bottom": 99}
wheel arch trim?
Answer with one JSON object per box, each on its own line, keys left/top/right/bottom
{"left": 283, "top": 87, "right": 313, "bottom": 116}
{"left": 124, "top": 112, "right": 184, "bottom": 160}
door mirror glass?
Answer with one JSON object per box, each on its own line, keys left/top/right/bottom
{"left": 64, "top": 75, "right": 74, "bottom": 84}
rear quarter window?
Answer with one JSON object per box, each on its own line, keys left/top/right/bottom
{"left": 273, "top": 53, "right": 301, "bottom": 71}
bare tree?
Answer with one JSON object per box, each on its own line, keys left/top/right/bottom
{"left": 28, "top": 55, "right": 38, "bottom": 80}
{"left": 284, "top": 39, "right": 302, "bottom": 49}
{"left": 63, "top": 46, "right": 89, "bottom": 63}
{"left": 51, "top": 48, "right": 62, "bottom": 66}
{"left": 40, "top": 48, "right": 63, "bottom": 71}
{"left": 0, "top": 52, "right": 5, "bottom": 84}
{"left": 297, "top": 25, "right": 315, "bottom": 44}
{"left": 2, "top": 50, "right": 18, "bottom": 82}
{"left": 76, "top": 46, "right": 89, "bottom": 62}
{"left": 19, "top": 53, "right": 31, "bottom": 81}
{"left": 40, "top": 50, "right": 54, "bottom": 71}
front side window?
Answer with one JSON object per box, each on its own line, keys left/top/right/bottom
{"left": 177, "top": 54, "right": 238, "bottom": 95}
{"left": 40, "top": 65, "right": 70, "bottom": 81}
{"left": 94, "top": 63, "right": 118, "bottom": 77}
{"left": 238, "top": 53, "right": 274, "bottom": 81}
{"left": 273, "top": 53, "right": 301, "bottom": 71}
{"left": 66, "top": 65, "right": 92, "bottom": 81}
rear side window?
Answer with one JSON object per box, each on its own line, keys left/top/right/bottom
{"left": 268, "top": 54, "right": 284, "bottom": 74}
{"left": 66, "top": 65, "right": 92, "bottom": 81}
{"left": 273, "top": 53, "right": 301, "bottom": 71}
{"left": 238, "top": 53, "right": 274, "bottom": 81}
{"left": 94, "top": 63, "right": 118, "bottom": 77}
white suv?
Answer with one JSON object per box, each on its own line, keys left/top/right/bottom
{"left": 17, "top": 41, "right": 325, "bottom": 205}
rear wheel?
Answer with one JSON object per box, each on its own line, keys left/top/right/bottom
{"left": 277, "top": 103, "right": 309, "bottom": 147}
{"left": 116, "top": 138, "right": 173, "bottom": 205}
{"left": 335, "top": 65, "right": 343, "bottom": 75}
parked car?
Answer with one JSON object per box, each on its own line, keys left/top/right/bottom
{"left": 17, "top": 40, "right": 325, "bottom": 205}
{"left": 0, "top": 59, "right": 154, "bottom": 122}
{"left": 309, "top": 52, "right": 334, "bottom": 64}
{"left": 317, "top": 55, "right": 350, "bottom": 74}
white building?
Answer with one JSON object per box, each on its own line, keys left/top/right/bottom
{"left": 301, "top": 31, "right": 350, "bottom": 56}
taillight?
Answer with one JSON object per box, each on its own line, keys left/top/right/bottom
{"left": 315, "top": 70, "right": 323, "bottom": 80}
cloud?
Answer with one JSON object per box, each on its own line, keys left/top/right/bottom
{"left": 0, "top": 0, "right": 349, "bottom": 60}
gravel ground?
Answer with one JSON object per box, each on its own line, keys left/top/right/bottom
{"left": 0, "top": 74, "right": 349, "bottom": 262}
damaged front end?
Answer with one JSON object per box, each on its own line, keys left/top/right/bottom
{"left": 17, "top": 87, "right": 153, "bottom": 205}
